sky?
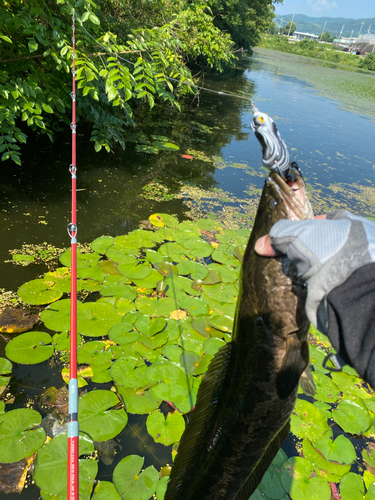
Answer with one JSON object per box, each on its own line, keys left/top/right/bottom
{"left": 275, "top": 0, "right": 375, "bottom": 19}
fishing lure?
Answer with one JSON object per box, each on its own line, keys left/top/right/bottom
{"left": 251, "top": 102, "right": 294, "bottom": 180}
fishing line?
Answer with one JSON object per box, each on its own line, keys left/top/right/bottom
{"left": 67, "top": 8, "right": 79, "bottom": 500}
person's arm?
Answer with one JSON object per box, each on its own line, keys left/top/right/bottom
{"left": 255, "top": 210, "right": 375, "bottom": 389}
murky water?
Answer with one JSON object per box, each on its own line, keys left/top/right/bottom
{"left": 1, "top": 49, "right": 374, "bottom": 498}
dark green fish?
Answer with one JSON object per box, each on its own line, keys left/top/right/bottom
{"left": 165, "top": 167, "right": 314, "bottom": 500}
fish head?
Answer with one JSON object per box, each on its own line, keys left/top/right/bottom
{"left": 261, "top": 167, "right": 314, "bottom": 226}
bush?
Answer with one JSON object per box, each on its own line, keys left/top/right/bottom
{"left": 359, "top": 53, "right": 375, "bottom": 71}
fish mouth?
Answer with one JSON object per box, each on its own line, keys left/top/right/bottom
{"left": 269, "top": 170, "right": 313, "bottom": 220}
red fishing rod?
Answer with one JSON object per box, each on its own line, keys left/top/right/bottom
{"left": 67, "top": 8, "right": 79, "bottom": 500}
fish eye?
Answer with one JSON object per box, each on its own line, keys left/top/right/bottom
{"left": 269, "top": 199, "right": 278, "bottom": 209}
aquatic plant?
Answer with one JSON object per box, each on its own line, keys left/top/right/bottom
{"left": 0, "top": 213, "right": 374, "bottom": 499}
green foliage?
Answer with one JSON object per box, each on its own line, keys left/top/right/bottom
{"left": 0, "top": 0, "right": 237, "bottom": 164}
{"left": 359, "top": 53, "right": 375, "bottom": 71}
{"left": 210, "top": 0, "right": 282, "bottom": 52}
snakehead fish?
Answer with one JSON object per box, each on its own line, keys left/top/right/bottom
{"left": 165, "top": 146, "right": 314, "bottom": 498}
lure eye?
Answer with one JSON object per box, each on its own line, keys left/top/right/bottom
{"left": 269, "top": 199, "right": 278, "bottom": 209}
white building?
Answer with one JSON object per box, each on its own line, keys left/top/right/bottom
{"left": 294, "top": 31, "right": 319, "bottom": 41}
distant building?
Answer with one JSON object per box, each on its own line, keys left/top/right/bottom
{"left": 333, "top": 34, "right": 375, "bottom": 54}
{"left": 294, "top": 32, "right": 319, "bottom": 41}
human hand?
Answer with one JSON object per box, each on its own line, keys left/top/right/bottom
{"left": 254, "top": 210, "right": 375, "bottom": 333}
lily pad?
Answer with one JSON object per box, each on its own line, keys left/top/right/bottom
{"left": 111, "top": 357, "right": 148, "bottom": 389}
{"left": 113, "top": 455, "right": 159, "bottom": 500}
{"left": 117, "top": 386, "right": 160, "bottom": 414}
{"left": 17, "top": 279, "right": 63, "bottom": 305}
{"left": 313, "top": 434, "right": 356, "bottom": 465}
{"left": 146, "top": 410, "right": 185, "bottom": 446}
{"left": 108, "top": 323, "right": 139, "bottom": 345}
{"left": 302, "top": 438, "right": 350, "bottom": 482}
{"left": 147, "top": 359, "right": 193, "bottom": 404}
{"left": 312, "top": 372, "right": 341, "bottom": 403}
{"left": 5, "top": 331, "right": 54, "bottom": 364}
{"left": 339, "top": 472, "right": 365, "bottom": 500}
{"left": 201, "top": 283, "right": 238, "bottom": 304}
{"left": 149, "top": 213, "right": 179, "bottom": 228}
{"left": 331, "top": 371, "right": 372, "bottom": 400}
{"left": 0, "top": 307, "right": 39, "bottom": 334}
{"left": 79, "top": 390, "right": 128, "bottom": 442}
{"left": 33, "top": 432, "right": 97, "bottom": 499}
{"left": 135, "top": 144, "right": 159, "bottom": 154}
{"left": 91, "top": 236, "right": 116, "bottom": 254}
{"left": 92, "top": 480, "right": 122, "bottom": 500}
{"left": 0, "top": 408, "right": 46, "bottom": 463}
{"left": 280, "top": 457, "right": 331, "bottom": 500}
{"left": 291, "top": 399, "right": 330, "bottom": 441}
{"left": 332, "top": 397, "right": 373, "bottom": 435}
{"left": 77, "top": 301, "right": 123, "bottom": 337}
{"left": 152, "top": 141, "right": 179, "bottom": 151}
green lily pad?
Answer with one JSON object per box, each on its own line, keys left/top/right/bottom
{"left": 118, "top": 262, "right": 152, "bottom": 281}
{"left": 33, "top": 432, "right": 97, "bottom": 499}
{"left": 77, "top": 341, "right": 112, "bottom": 369}
{"left": 146, "top": 410, "right": 185, "bottom": 446}
{"left": 313, "top": 434, "right": 356, "bottom": 465}
{"left": 113, "top": 455, "right": 159, "bottom": 500}
{"left": 111, "top": 358, "right": 148, "bottom": 389}
{"left": 99, "top": 260, "right": 121, "bottom": 275}
{"left": 179, "top": 297, "right": 210, "bottom": 317}
{"left": 201, "top": 283, "right": 238, "bottom": 304}
{"left": 5, "top": 331, "right": 54, "bottom": 364}
{"left": 91, "top": 236, "right": 116, "bottom": 254}
{"left": 291, "top": 399, "right": 330, "bottom": 441}
{"left": 177, "top": 261, "right": 208, "bottom": 280}
{"left": 211, "top": 247, "right": 240, "bottom": 267}
{"left": 100, "top": 283, "right": 137, "bottom": 301}
{"left": 302, "top": 438, "right": 350, "bottom": 482}
{"left": 196, "top": 219, "right": 223, "bottom": 232}
{"left": 149, "top": 213, "right": 179, "bottom": 228}
{"left": 59, "top": 248, "right": 100, "bottom": 268}
{"left": 203, "top": 269, "right": 221, "bottom": 285}
{"left": 258, "top": 462, "right": 285, "bottom": 499}
{"left": 154, "top": 261, "right": 178, "bottom": 277}
{"left": 79, "top": 390, "right": 128, "bottom": 442}
{"left": 280, "top": 457, "right": 331, "bottom": 500}
{"left": 41, "top": 298, "right": 76, "bottom": 332}
{"left": 152, "top": 141, "right": 179, "bottom": 151}
{"left": 0, "top": 357, "right": 12, "bottom": 374}
{"left": 332, "top": 397, "right": 372, "bottom": 435}
{"left": 156, "top": 476, "right": 169, "bottom": 500}
{"left": 147, "top": 359, "right": 193, "bottom": 404}
{"left": 133, "top": 269, "right": 163, "bottom": 289}
{"left": 312, "top": 401, "right": 332, "bottom": 418}
{"left": 108, "top": 323, "right": 139, "bottom": 345}
{"left": 92, "top": 481, "right": 121, "bottom": 500}
{"left": 339, "top": 472, "right": 365, "bottom": 500}
{"left": 117, "top": 386, "right": 160, "bottom": 414}
{"left": 17, "top": 279, "right": 63, "bottom": 305}
{"left": 308, "top": 345, "right": 331, "bottom": 374}
{"left": 52, "top": 331, "right": 82, "bottom": 351}
{"left": 312, "top": 372, "right": 341, "bottom": 403}
{"left": 209, "top": 315, "right": 233, "bottom": 333}
{"left": 0, "top": 408, "right": 46, "bottom": 463}
{"left": 208, "top": 263, "right": 238, "bottom": 283}
{"left": 203, "top": 337, "right": 226, "bottom": 356}
{"left": 77, "top": 301, "right": 123, "bottom": 337}
{"left": 331, "top": 371, "right": 372, "bottom": 400}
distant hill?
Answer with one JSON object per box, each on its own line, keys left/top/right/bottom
{"left": 274, "top": 14, "right": 375, "bottom": 38}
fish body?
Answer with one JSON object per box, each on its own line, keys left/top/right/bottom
{"left": 165, "top": 168, "right": 314, "bottom": 500}
{"left": 251, "top": 103, "right": 292, "bottom": 179}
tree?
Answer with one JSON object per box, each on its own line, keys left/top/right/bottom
{"left": 319, "top": 31, "right": 333, "bottom": 42}
{"left": 359, "top": 53, "right": 375, "bottom": 71}
{"left": 209, "top": 0, "right": 283, "bottom": 52}
{"left": 285, "top": 21, "right": 296, "bottom": 36}
{"left": 0, "top": 0, "right": 235, "bottom": 164}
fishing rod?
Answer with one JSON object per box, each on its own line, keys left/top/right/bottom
{"left": 67, "top": 8, "right": 79, "bottom": 500}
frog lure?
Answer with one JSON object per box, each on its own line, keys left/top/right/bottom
{"left": 251, "top": 102, "right": 299, "bottom": 181}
